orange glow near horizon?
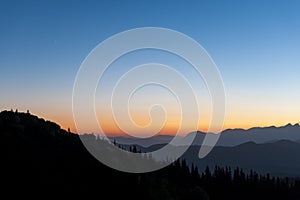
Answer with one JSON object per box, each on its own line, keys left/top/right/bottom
{"left": 61, "top": 118, "right": 300, "bottom": 136}
{"left": 5, "top": 104, "right": 299, "bottom": 136}
{"left": 46, "top": 110, "right": 300, "bottom": 136}
{"left": 29, "top": 101, "right": 297, "bottom": 136}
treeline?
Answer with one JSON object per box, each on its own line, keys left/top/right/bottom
{"left": 1, "top": 110, "right": 300, "bottom": 199}
{"left": 154, "top": 159, "right": 300, "bottom": 199}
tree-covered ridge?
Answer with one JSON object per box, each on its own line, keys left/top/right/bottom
{"left": 1, "top": 110, "right": 300, "bottom": 199}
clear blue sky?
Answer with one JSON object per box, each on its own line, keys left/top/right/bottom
{"left": 1, "top": 0, "right": 300, "bottom": 132}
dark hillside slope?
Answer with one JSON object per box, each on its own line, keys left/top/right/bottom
{"left": 1, "top": 110, "right": 300, "bottom": 199}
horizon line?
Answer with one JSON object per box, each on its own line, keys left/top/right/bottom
{"left": 2, "top": 109, "right": 299, "bottom": 137}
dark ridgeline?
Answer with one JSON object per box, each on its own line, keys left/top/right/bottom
{"left": 1, "top": 110, "right": 300, "bottom": 199}
{"left": 109, "top": 123, "right": 300, "bottom": 148}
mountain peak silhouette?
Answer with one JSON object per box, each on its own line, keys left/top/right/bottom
{"left": 0, "top": 109, "right": 74, "bottom": 138}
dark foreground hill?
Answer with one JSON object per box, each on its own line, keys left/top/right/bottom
{"left": 1, "top": 110, "right": 300, "bottom": 199}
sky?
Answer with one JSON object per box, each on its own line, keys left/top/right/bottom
{"left": 1, "top": 0, "right": 300, "bottom": 135}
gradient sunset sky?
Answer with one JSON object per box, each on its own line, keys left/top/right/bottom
{"left": 1, "top": 0, "right": 300, "bottom": 135}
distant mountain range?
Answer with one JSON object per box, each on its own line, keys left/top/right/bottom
{"left": 118, "top": 139, "right": 300, "bottom": 177}
{"left": 111, "top": 123, "right": 300, "bottom": 147}
{"left": 111, "top": 123, "right": 300, "bottom": 176}
{"left": 182, "top": 139, "right": 300, "bottom": 177}
{"left": 1, "top": 110, "right": 300, "bottom": 176}
{"left": 2, "top": 110, "right": 300, "bottom": 198}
